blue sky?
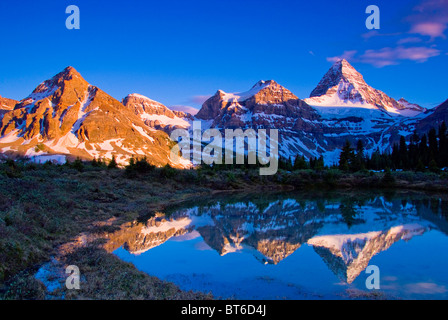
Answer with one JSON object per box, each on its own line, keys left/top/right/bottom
{"left": 0, "top": 0, "right": 447, "bottom": 111}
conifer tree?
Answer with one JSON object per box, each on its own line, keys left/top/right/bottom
{"left": 339, "top": 140, "right": 355, "bottom": 172}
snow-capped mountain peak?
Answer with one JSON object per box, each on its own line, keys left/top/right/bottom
{"left": 216, "top": 80, "right": 276, "bottom": 103}
{"left": 305, "top": 59, "right": 424, "bottom": 117}
{"left": 308, "top": 59, "right": 365, "bottom": 99}
{"left": 0, "top": 67, "right": 184, "bottom": 167}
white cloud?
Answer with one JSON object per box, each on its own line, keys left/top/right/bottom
{"left": 326, "top": 50, "right": 358, "bottom": 63}
{"left": 327, "top": 46, "right": 441, "bottom": 68}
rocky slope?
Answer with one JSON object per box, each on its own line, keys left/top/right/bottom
{"left": 0, "top": 67, "right": 185, "bottom": 167}
{"left": 196, "top": 80, "right": 320, "bottom": 130}
{"left": 122, "top": 93, "right": 193, "bottom": 133}
{"left": 0, "top": 95, "right": 17, "bottom": 116}
{"left": 0, "top": 63, "right": 443, "bottom": 165}
{"left": 416, "top": 99, "right": 448, "bottom": 132}
{"left": 195, "top": 80, "right": 329, "bottom": 160}
{"left": 193, "top": 61, "right": 434, "bottom": 164}
{"left": 309, "top": 224, "right": 429, "bottom": 283}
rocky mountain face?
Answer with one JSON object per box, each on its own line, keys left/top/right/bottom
{"left": 0, "top": 63, "right": 443, "bottom": 165}
{"left": 417, "top": 99, "right": 448, "bottom": 132}
{"left": 0, "top": 95, "right": 17, "bottom": 110}
{"left": 0, "top": 95, "right": 17, "bottom": 116}
{"left": 193, "top": 60, "right": 435, "bottom": 164}
{"left": 398, "top": 98, "right": 426, "bottom": 113}
{"left": 0, "top": 67, "right": 184, "bottom": 167}
{"left": 122, "top": 93, "right": 193, "bottom": 133}
{"left": 196, "top": 80, "right": 320, "bottom": 130}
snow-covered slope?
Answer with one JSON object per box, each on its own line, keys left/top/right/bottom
{"left": 0, "top": 67, "right": 188, "bottom": 167}
{"left": 122, "top": 93, "right": 192, "bottom": 133}
{"left": 0, "top": 63, "right": 442, "bottom": 166}
{"left": 305, "top": 59, "right": 425, "bottom": 117}
{"left": 191, "top": 60, "right": 437, "bottom": 165}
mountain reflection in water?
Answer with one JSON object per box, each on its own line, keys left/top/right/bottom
{"left": 106, "top": 191, "right": 448, "bottom": 299}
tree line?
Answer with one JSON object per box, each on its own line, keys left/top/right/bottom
{"left": 67, "top": 120, "right": 448, "bottom": 174}
{"left": 274, "top": 121, "right": 448, "bottom": 173}
{"left": 337, "top": 121, "right": 448, "bottom": 172}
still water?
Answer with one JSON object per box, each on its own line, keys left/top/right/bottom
{"left": 108, "top": 190, "right": 448, "bottom": 299}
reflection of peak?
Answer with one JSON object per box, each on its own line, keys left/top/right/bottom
{"left": 252, "top": 238, "right": 302, "bottom": 264}
{"left": 104, "top": 216, "right": 193, "bottom": 255}
{"left": 103, "top": 196, "right": 445, "bottom": 276}
{"left": 195, "top": 200, "right": 321, "bottom": 264}
{"left": 196, "top": 225, "right": 243, "bottom": 256}
{"left": 104, "top": 199, "right": 322, "bottom": 264}
{"left": 308, "top": 224, "right": 430, "bottom": 283}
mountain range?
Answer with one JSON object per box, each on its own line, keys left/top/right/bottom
{"left": 0, "top": 60, "right": 446, "bottom": 166}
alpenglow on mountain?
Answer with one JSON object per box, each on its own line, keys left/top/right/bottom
{"left": 194, "top": 60, "right": 438, "bottom": 164}
{"left": 0, "top": 61, "right": 445, "bottom": 166}
{"left": 305, "top": 59, "right": 425, "bottom": 116}
{"left": 0, "top": 67, "right": 186, "bottom": 167}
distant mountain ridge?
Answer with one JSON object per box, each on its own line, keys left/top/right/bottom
{"left": 194, "top": 59, "right": 440, "bottom": 164}
{"left": 122, "top": 93, "right": 193, "bottom": 134}
{"left": 0, "top": 95, "right": 17, "bottom": 116}
{"left": 0, "top": 63, "right": 444, "bottom": 165}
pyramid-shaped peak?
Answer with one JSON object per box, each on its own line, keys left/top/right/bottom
{"left": 24, "top": 66, "right": 90, "bottom": 102}
{"left": 330, "top": 59, "right": 360, "bottom": 77}
{"left": 63, "top": 66, "right": 78, "bottom": 73}
{"left": 333, "top": 58, "right": 351, "bottom": 66}
{"left": 309, "top": 59, "right": 366, "bottom": 99}
{"left": 53, "top": 66, "right": 83, "bottom": 80}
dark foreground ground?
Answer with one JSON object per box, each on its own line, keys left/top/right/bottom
{"left": 1, "top": 160, "right": 447, "bottom": 299}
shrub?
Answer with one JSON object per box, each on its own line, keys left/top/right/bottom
{"left": 125, "top": 157, "right": 156, "bottom": 177}
{"left": 72, "top": 158, "right": 84, "bottom": 172}
{"left": 108, "top": 155, "right": 118, "bottom": 169}
{"left": 160, "top": 164, "right": 176, "bottom": 179}
{"left": 382, "top": 167, "right": 395, "bottom": 186}
{"left": 429, "top": 159, "right": 440, "bottom": 173}
{"left": 3, "top": 160, "right": 22, "bottom": 178}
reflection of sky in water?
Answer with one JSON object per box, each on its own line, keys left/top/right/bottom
{"left": 112, "top": 194, "right": 448, "bottom": 300}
